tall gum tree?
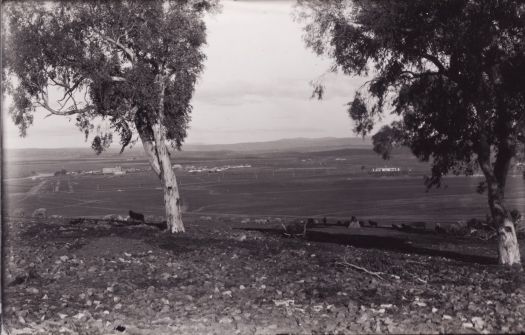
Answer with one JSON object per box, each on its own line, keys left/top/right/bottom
{"left": 297, "top": 0, "right": 525, "bottom": 266}
{"left": 3, "top": 0, "right": 217, "bottom": 233}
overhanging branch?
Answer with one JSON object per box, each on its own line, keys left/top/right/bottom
{"left": 421, "top": 53, "right": 446, "bottom": 74}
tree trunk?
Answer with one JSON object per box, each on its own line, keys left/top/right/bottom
{"left": 488, "top": 186, "right": 521, "bottom": 266}
{"left": 151, "top": 123, "right": 184, "bottom": 233}
{"left": 153, "top": 76, "right": 184, "bottom": 233}
{"left": 138, "top": 129, "right": 184, "bottom": 232}
{"left": 135, "top": 76, "right": 185, "bottom": 233}
{"left": 478, "top": 134, "right": 521, "bottom": 266}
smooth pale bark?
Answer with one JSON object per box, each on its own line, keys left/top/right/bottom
{"left": 487, "top": 184, "right": 522, "bottom": 266}
{"left": 139, "top": 129, "right": 161, "bottom": 176}
{"left": 149, "top": 75, "right": 184, "bottom": 233}
{"left": 135, "top": 76, "right": 185, "bottom": 233}
{"left": 151, "top": 121, "right": 184, "bottom": 233}
{"left": 498, "top": 217, "right": 521, "bottom": 266}
{"left": 478, "top": 135, "right": 521, "bottom": 266}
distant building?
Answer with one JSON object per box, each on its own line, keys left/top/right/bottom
{"left": 371, "top": 167, "right": 401, "bottom": 173}
{"left": 103, "top": 166, "right": 124, "bottom": 175}
{"left": 370, "top": 167, "right": 402, "bottom": 175}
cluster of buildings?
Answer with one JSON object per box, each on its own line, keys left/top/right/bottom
{"left": 73, "top": 166, "right": 150, "bottom": 176}
{"left": 183, "top": 164, "right": 252, "bottom": 174}
{"left": 102, "top": 166, "right": 126, "bottom": 176}
{"left": 369, "top": 167, "right": 404, "bottom": 175}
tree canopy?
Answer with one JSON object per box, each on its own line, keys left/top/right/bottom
{"left": 4, "top": 0, "right": 216, "bottom": 153}
{"left": 4, "top": 0, "right": 218, "bottom": 233}
{"left": 297, "top": 0, "right": 525, "bottom": 265}
{"left": 298, "top": 0, "right": 525, "bottom": 187}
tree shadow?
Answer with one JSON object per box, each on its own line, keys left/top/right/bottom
{"left": 239, "top": 227, "right": 497, "bottom": 265}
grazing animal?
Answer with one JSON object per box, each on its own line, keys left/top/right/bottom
{"left": 368, "top": 220, "right": 378, "bottom": 228}
{"left": 322, "top": 217, "right": 327, "bottom": 224}
{"left": 129, "top": 210, "right": 145, "bottom": 222}
{"left": 307, "top": 218, "right": 315, "bottom": 226}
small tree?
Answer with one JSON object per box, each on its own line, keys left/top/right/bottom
{"left": 297, "top": 0, "right": 525, "bottom": 266}
{"left": 3, "top": 0, "right": 217, "bottom": 233}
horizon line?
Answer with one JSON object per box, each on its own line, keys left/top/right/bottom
{"left": 4, "top": 136, "right": 372, "bottom": 150}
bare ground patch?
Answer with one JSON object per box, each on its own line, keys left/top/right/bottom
{"left": 3, "top": 216, "right": 525, "bottom": 334}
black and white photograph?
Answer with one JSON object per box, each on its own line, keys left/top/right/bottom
{"left": 1, "top": 0, "right": 525, "bottom": 334}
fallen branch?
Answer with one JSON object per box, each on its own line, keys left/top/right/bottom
{"left": 336, "top": 258, "right": 386, "bottom": 280}
{"left": 407, "top": 273, "right": 428, "bottom": 284}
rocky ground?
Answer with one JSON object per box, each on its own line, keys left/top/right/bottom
{"left": 3, "top": 216, "right": 525, "bottom": 334}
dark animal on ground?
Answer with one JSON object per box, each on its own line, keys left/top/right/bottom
{"left": 129, "top": 210, "right": 145, "bottom": 222}
{"left": 368, "top": 220, "right": 378, "bottom": 228}
{"left": 435, "top": 223, "right": 446, "bottom": 234}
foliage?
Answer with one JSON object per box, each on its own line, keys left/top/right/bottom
{"left": 297, "top": 0, "right": 525, "bottom": 188}
{"left": 3, "top": 0, "right": 216, "bottom": 153}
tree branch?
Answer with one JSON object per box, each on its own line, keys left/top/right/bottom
{"left": 400, "top": 70, "right": 441, "bottom": 79}
{"left": 421, "top": 53, "right": 446, "bottom": 74}
{"left": 57, "top": 77, "right": 85, "bottom": 102}
{"left": 92, "top": 30, "right": 136, "bottom": 63}
{"left": 110, "top": 76, "right": 127, "bottom": 82}
{"left": 336, "top": 257, "right": 386, "bottom": 280}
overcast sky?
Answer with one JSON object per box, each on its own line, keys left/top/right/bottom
{"left": 3, "top": 0, "right": 367, "bottom": 149}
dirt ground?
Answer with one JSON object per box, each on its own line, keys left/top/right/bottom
{"left": 3, "top": 216, "right": 525, "bottom": 334}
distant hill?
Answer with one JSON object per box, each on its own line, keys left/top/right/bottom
{"left": 5, "top": 137, "right": 373, "bottom": 161}
{"left": 182, "top": 137, "right": 372, "bottom": 153}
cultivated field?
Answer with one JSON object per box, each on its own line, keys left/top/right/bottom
{"left": 5, "top": 147, "right": 525, "bottom": 226}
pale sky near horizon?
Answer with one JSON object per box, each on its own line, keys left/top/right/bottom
{"left": 3, "top": 0, "right": 369, "bottom": 149}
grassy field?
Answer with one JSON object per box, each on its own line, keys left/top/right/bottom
{"left": 5, "top": 147, "right": 525, "bottom": 226}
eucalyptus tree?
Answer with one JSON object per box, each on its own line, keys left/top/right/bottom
{"left": 4, "top": 0, "right": 217, "bottom": 233}
{"left": 297, "top": 0, "right": 525, "bottom": 265}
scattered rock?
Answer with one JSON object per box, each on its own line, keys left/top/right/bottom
{"left": 472, "top": 317, "right": 485, "bottom": 330}
{"left": 26, "top": 287, "right": 39, "bottom": 294}
{"left": 32, "top": 208, "right": 47, "bottom": 219}
{"left": 462, "top": 322, "right": 474, "bottom": 329}
{"left": 13, "top": 208, "right": 25, "bottom": 218}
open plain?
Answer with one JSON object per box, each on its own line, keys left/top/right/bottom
{"left": 3, "top": 142, "right": 525, "bottom": 334}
